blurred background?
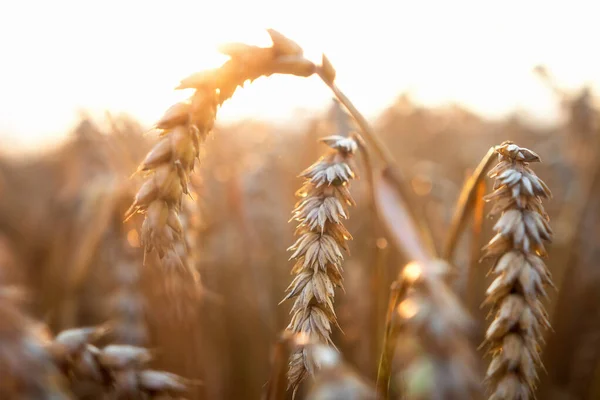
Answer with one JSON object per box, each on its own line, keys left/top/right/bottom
{"left": 1, "top": 1, "right": 599, "bottom": 399}
{"left": 2, "top": 0, "right": 599, "bottom": 152}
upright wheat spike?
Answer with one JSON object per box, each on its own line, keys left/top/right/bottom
{"left": 125, "top": 30, "right": 315, "bottom": 272}
{"left": 481, "top": 141, "right": 554, "bottom": 399}
{"left": 282, "top": 135, "right": 358, "bottom": 391}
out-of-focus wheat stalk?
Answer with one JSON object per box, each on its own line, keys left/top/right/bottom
{"left": 264, "top": 331, "right": 298, "bottom": 400}
{"left": 105, "top": 184, "right": 149, "bottom": 347}
{"left": 541, "top": 150, "right": 600, "bottom": 398}
{"left": 282, "top": 135, "right": 358, "bottom": 392}
{"left": 109, "top": 241, "right": 148, "bottom": 346}
{"left": 125, "top": 30, "right": 315, "bottom": 274}
{"left": 466, "top": 180, "right": 486, "bottom": 312}
{"left": 375, "top": 277, "right": 408, "bottom": 398}
{"left": 444, "top": 147, "right": 496, "bottom": 264}
{"left": 374, "top": 167, "right": 481, "bottom": 399}
{"left": 481, "top": 141, "right": 554, "bottom": 399}
{"left": 49, "top": 325, "right": 196, "bottom": 398}
{"left": 0, "top": 284, "right": 68, "bottom": 398}
{"left": 305, "top": 343, "right": 377, "bottom": 400}
{"left": 1, "top": 271, "right": 190, "bottom": 398}
{"left": 393, "top": 260, "right": 481, "bottom": 400}
{"left": 0, "top": 239, "right": 67, "bottom": 397}
{"left": 1, "top": 258, "right": 193, "bottom": 399}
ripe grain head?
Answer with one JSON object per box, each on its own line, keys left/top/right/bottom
{"left": 481, "top": 141, "right": 554, "bottom": 399}
{"left": 282, "top": 134, "right": 358, "bottom": 392}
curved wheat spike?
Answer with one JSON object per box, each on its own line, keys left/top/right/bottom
{"left": 126, "top": 30, "right": 315, "bottom": 273}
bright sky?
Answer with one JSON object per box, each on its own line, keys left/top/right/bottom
{"left": 1, "top": 0, "right": 598, "bottom": 151}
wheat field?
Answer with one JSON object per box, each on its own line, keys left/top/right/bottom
{"left": 0, "top": 30, "right": 599, "bottom": 400}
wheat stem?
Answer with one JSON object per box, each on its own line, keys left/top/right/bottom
{"left": 376, "top": 279, "right": 408, "bottom": 399}
{"left": 316, "top": 66, "right": 437, "bottom": 255}
{"left": 264, "top": 331, "right": 305, "bottom": 400}
{"left": 444, "top": 146, "right": 496, "bottom": 263}
{"left": 318, "top": 75, "right": 394, "bottom": 167}
{"left": 465, "top": 179, "right": 486, "bottom": 312}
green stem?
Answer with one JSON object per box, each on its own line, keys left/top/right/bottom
{"left": 376, "top": 279, "right": 408, "bottom": 399}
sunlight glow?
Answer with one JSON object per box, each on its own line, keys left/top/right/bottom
{"left": 397, "top": 298, "right": 420, "bottom": 320}
{"left": 376, "top": 238, "right": 388, "bottom": 250}
{"left": 127, "top": 229, "right": 141, "bottom": 248}
{"left": 0, "top": 0, "right": 598, "bottom": 151}
{"left": 403, "top": 261, "right": 423, "bottom": 283}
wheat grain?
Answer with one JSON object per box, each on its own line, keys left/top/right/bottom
{"left": 282, "top": 134, "right": 358, "bottom": 392}
{"left": 481, "top": 141, "right": 554, "bottom": 399}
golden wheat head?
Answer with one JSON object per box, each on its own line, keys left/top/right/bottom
{"left": 481, "top": 141, "right": 554, "bottom": 399}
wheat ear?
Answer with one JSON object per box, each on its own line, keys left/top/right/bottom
{"left": 282, "top": 135, "right": 358, "bottom": 391}
{"left": 49, "top": 325, "right": 197, "bottom": 397}
{"left": 0, "top": 286, "right": 68, "bottom": 398}
{"left": 125, "top": 30, "right": 315, "bottom": 272}
{"left": 481, "top": 141, "right": 554, "bottom": 399}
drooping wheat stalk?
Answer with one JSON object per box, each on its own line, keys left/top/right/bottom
{"left": 481, "top": 141, "right": 554, "bottom": 399}
{"left": 282, "top": 135, "right": 358, "bottom": 391}
{"left": 125, "top": 30, "right": 315, "bottom": 273}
